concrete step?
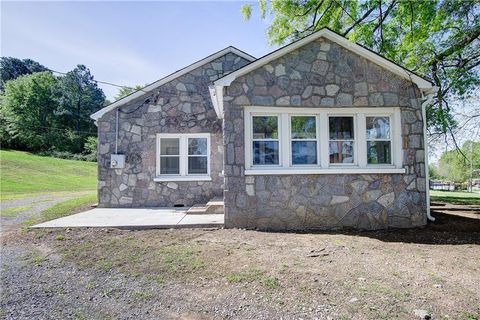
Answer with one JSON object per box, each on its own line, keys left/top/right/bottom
{"left": 187, "top": 197, "right": 224, "bottom": 215}
{"left": 206, "top": 197, "right": 224, "bottom": 214}
{"left": 187, "top": 204, "right": 208, "bottom": 215}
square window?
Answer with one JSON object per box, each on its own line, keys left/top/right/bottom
{"left": 329, "top": 117, "right": 354, "bottom": 140}
{"left": 253, "top": 116, "right": 278, "bottom": 139}
{"left": 188, "top": 138, "right": 207, "bottom": 155}
{"left": 291, "top": 116, "right": 316, "bottom": 139}
{"left": 366, "top": 117, "right": 390, "bottom": 139}
{"left": 292, "top": 141, "right": 317, "bottom": 164}
{"left": 188, "top": 156, "right": 208, "bottom": 174}
{"left": 329, "top": 141, "right": 354, "bottom": 164}
{"left": 367, "top": 141, "right": 391, "bottom": 164}
{"left": 160, "top": 138, "right": 179, "bottom": 155}
{"left": 160, "top": 157, "right": 180, "bottom": 174}
{"left": 253, "top": 141, "right": 279, "bottom": 165}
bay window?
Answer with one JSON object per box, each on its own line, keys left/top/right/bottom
{"left": 244, "top": 107, "right": 404, "bottom": 174}
{"left": 156, "top": 133, "right": 211, "bottom": 181}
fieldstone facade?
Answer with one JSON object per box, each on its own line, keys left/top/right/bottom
{"left": 222, "top": 37, "right": 427, "bottom": 230}
{"left": 96, "top": 52, "right": 251, "bottom": 207}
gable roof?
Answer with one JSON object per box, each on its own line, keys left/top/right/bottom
{"left": 91, "top": 46, "right": 256, "bottom": 121}
{"left": 210, "top": 28, "right": 436, "bottom": 118}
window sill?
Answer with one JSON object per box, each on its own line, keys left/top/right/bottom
{"left": 244, "top": 167, "right": 406, "bottom": 175}
{"left": 154, "top": 176, "right": 212, "bottom": 182}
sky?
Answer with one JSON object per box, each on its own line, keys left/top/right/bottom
{"left": 1, "top": 1, "right": 275, "bottom": 100}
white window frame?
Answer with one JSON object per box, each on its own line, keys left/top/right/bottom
{"left": 289, "top": 114, "right": 320, "bottom": 167}
{"left": 244, "top": 106, "right": 404, "bottom": 175}
{"left": 365, "top": 115, "right": 393, "bottom": 165}
{"left": 251, "top": 114, "right": 282, "bottom": 167}
{"left": 327, "top": 114, "right": 357, "bottom": 166}
{"left": 155, "top": 133, "right": 211, "bottom": 182}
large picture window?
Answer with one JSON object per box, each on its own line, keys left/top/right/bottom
{"left": 156, "top": 133, "right": 210, "bottom": 181}
{"left": 244, "top": 107, "right": 403, "bottom": 175}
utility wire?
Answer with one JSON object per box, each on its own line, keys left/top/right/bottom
{"left": 47, "top": 68, "right": 149, "bottom": 93}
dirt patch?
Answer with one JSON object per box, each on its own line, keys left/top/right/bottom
{"left": 1, "top": 206, "right": 479, "bottom": 319}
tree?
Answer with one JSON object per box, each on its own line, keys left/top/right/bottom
{"left": 114, "top": 84, "right": 144, "bottom": 101}
{"left": 0, "top": 72, "right": 59, "bottom": 151}
{"left": 56, "top": 65, "right": 105, "bottom": 152}
{"left": 241, "top": 0, "right": 480, "bottom": 143}
{"left": 0, "top": 57, "right": 48, "bottom": 91}
{"left": 437, "top": 140, "right": 480, "bottom": 183}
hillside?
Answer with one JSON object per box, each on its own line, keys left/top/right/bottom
{"left": 0, "top": 150, "right": 97, "bottom": 201}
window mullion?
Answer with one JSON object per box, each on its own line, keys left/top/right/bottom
{"left": 281, "top": 113, "right": 289, "bottom": 168}
{"left": 180, "top": 136, "right": 187, "bottom": 176}
{"left": 319, "top": 112, "right": 329, "bottom": 168}
{"left": 357, "top": 113, "right": 367, "bottom": 168}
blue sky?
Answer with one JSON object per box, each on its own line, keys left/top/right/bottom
{"left": 1, "top": 1, "right": 274, "bottom": 100}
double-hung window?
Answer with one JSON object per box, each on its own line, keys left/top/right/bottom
{"left": 291, "top": 116, "right": 318, "bottom": 165}
{"left": 366, "top": 116, "right": 392, "bottom": 164}
{"left": 156, "top": 133, "right": 211, "bottom": 181}
{"left": 252, "top": 116, "right": 280, "bottom": 165}
{"left": 244, "top": 107, "right": 403, "bottom": 174}
{"left": 328, "top": 116, "right": 355, "bottom": 164}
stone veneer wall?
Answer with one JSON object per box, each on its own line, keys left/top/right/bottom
{"left": 97, "top": 52, "right": 250, "bottom": 207}
{"left": 222, "top": 37, "right": 427, "bottom": 230}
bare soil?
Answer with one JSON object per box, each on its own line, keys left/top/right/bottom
{"left": 1, "top": 205, "right": 479, "bottom": 320}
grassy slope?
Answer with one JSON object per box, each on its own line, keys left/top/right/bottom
{"left": 0, "top": 150, "right": 97, "bottom": 201}
{"left": 430, "top": 190, "right": 480, "bottom": 205}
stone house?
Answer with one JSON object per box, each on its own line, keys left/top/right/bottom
{"left": 91, "top": 28, "right": 437, "bottom": 230}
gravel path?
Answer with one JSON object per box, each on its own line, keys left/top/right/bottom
{"left": 0, "top": 192, "right": 93, "bottom": 232}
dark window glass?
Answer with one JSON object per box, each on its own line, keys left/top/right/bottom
{"left": 253, "top": 141, "right": 279, "bottom": 165}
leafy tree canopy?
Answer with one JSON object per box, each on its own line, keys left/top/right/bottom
{"left": 56, "top": 65, "right": 105, "bottom": 139}
{"left": 0, "top": 72, "right": 59, "bottom": 151}
{"left": 114, "top": 84, "right": 144, "bottom": 101}
{"left": 436, "top": 140, "right": 480, "bottom": 183}
{"left": 0, "top": 57, "right": 48, "bottom": 91}
{"left": 241, "top": 0, "right": 480, "bottom": 138}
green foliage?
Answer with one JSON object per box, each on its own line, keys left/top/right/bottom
{"left": 114, "top": 84, "right": 144, "bottom": 101}
{"left": 436, "top": 140, "right": 480, "bottom": 183}
{"left": 55, "top": 65, "right": 105, "bottom": 152}
{"left": 0, "top": 72, "right": 60, "bottom": 151}
{"left": 0, "top": 57, "right": 48, "bottom": 91}
{"left": 0, "top": 62, "right": 104, "bottom": 155}
{"left": 0, "top": 150, "right": 96, "bottom": 201}
{"left": 241, "top": 0, "right": 480, "bottom": 134}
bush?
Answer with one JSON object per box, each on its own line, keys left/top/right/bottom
{"left": 37, "top": 150, "right": 96, "bottom": 162}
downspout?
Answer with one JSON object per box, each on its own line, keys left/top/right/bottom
{"left": 115, "top": 108, "right": 119, "bottom": 154}
{"left": 421, "top": 89, "right": 437, "bottom": 222}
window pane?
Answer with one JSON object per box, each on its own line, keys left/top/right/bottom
{"left": 329, "top": 117, "right": 354, "bottom": 140}
{"left": 160, "top": 157, "right": 180, "bottom": 174}
{"left": 253, "top": 141, "right": 279, "bottom": 165}
{"left": 188, "top": 138, "right": 207, "bottom": 155}
{"left": 366, "top": 117, "right": 390, "bottom": 139}
{"left": 188, "top": 156, "right": 208, "bottom": 174}
{"left": 367, "top": 141, "right": 391, "bottom": 164}
{"left": 160, "top": 138, "right": 179, "bottom": 155}
{"left": 329, "top": 141, "right": 354, "bottom": 164}
{"left": 253, "top": 116, "right": 278, "bottom": 139}
{"left": 291, "top": 116, "right": 316, "bottom": 139}
{"left": 292, "top": 141, "right": 317, "bottom": 165}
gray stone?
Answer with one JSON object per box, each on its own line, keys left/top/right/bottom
{"left": 377, "top": 192, "right": 395, "bottom": 208}
{"left": 331, "top": 195, "right": 349, "bottom": 205}
{"left": 325, "top": 84, "right": 340, "bottom": 96}
{"left": 336, "top": 93, "right": 353, "bottom": 106}
{"left": 275, "top": 64, "right": 286, "bottom": 76}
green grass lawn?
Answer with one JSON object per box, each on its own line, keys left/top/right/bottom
{"left": 0, "top": 150, "right": 97, "bottom": 201}
{"left": 430, "top": 190, "right": 480, "bottom": 206}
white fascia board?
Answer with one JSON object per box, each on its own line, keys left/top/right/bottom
{"left": 91, "top": 47, "right": 255, "bottom": 121}
{"left": 214, "top": 28, "right": 434, "bottom": 91}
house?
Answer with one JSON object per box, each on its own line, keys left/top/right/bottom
{"left": 91, "top": 28, "right": 437, "bottom": 230}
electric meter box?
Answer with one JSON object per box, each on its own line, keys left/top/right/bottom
{"left": 110, "top": 154, "right": 125, "bottom": 169}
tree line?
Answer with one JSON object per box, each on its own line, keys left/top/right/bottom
{"left": 0, "top": 57, "right": 130, "bottom": 161}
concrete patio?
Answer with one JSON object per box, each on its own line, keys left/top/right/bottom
{"left": 32, "top": 207, "right": 224, "bottom": 229}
